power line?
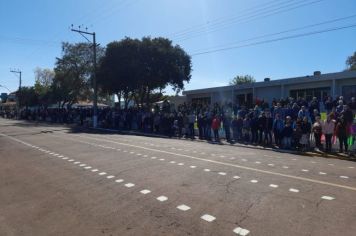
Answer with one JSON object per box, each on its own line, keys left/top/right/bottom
{"left": 167, "top": 0, "right": 289, "bottom": 38}
{"left": 174, "top": 0, "right": 325, "bottom": 42}
{"left": 191, "top": 23, "right": 356, "bottom": 56}
{"left": 191, "top": 14, "right": 356, "bottom": 54}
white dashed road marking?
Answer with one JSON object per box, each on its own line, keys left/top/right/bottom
{"left": 177, "top": 204, "right": 191, "bottom": 211}
{"left": 233, "top": 227, "right": 250, "bottom": 235}
{"left": 321, "top": 196, "right": 335, "bottom": 200}
{"left": 125, "top": 183, "right": 135, "bottom": 188}
{"left": 250, "top": 180, "right": 258, "bottom": 183}
{"left": 99, "top": 172, "right": 107, "bottom": 176}
{"left": 157, "top": 196, "right": 168, "bottom": 202}
{"left": 140, "top": 189, "right": 151, "bottom": 194}
{"left": 289, "top": 188, "right": 299, "bottom": 193}
{"left": 204, "top": 169, "right": 211, "bottom": 172}
{"left": 72, "top": 134, "right": 356, "bottom": 191}
{"left": 91, "top": 169, "right": 98, "bottom": 172}
{"left": 340, "top": 176, "right": 349, "bottom": 179}
{"left": 269, "top": 184, "right": 278, "bottom": 188}
{"left": 218, "top": 172, "right": 227, "bottom": 176}
{"left": 201, "top": 214, "right": 216, "bottom": 222}
{"left": 107, "top": 175, "right": 115, "bottom": 179}
{"left": 115, "top": 179, "right": 124, "bottom": 183}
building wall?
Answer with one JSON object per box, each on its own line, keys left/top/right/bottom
{"left": 254, "top": 86, "right": 281, "bottom": 102}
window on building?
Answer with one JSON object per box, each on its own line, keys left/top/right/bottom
{"left": 290, "top": 87, "right": 330, "bottom": 101}
{"left": 191, "top": 97, "right": 211, "bottom": 106}
{"left": 342, "top": 85, "right": 356, "bottom": 101}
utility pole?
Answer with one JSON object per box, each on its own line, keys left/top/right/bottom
{"left": 71, "top": 25, "right": 98, "bottom": 128}
{"left": 10, "top": 69, "right": 22, "bottom": 119}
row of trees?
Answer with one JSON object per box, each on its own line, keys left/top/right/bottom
{"left": 15, "top": 37, "right": 192, "bottom": 109}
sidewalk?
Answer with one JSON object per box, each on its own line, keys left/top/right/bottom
{"left": 91, "top": 127, "right": 356, "bottom": 162}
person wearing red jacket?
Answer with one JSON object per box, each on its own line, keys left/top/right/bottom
{"left": 211, "top": 115, "right": 221, "bottom": 142}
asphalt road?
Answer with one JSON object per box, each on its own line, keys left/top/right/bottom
{"left": 1, "top": 118, "right": 356, "bottom": 236}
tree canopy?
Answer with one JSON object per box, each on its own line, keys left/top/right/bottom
{"left": 97, "top": 37, "right": 192, "bottom": 108}
{"left": 52, "top": 42, "right": 104, "bottom": 107}
{"left": 346, "top": 51, "right": 356, "bottom": 71}
{"left": 229, "top": 75, "right": 255, "bottom": 85}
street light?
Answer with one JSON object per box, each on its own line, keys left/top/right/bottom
{"left": 71, "top": 25, "right": 98, "bottom": 128}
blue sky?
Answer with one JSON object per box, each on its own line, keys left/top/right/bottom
{"left": 0, "top": 0, "right": 356, "bottom": 95}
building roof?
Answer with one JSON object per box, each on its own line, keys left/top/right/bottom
{"left": 183, "top": 70, "right": 356, "bottom": 95}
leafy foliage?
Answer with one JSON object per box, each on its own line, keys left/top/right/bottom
{"left": 346, "top": 51, "right": 356, "bottom": 71}
{"left": 229, "top": 75, "right": 255, "bottom": 85}
{"left": 98, "top": 37, "right": 191, "bottom": 108}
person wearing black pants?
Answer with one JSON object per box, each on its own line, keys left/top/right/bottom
{"left": 336, "top": 117, "right": 349, "bottom": 153}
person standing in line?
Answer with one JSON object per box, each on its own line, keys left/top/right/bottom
{"left": 188, "top": 112, "right": 196, "bottom": 139}
{"left": 335, "top": 116, "right": 349, "bottom": 153}
{"left": 211, "top": 115, "right": 221, "bottom": 142}
{"left": 322, "top": 115, "right": 335, "bottom": 153}
{"left": 312, "top": 116, "right": 323, "bottom": 150}
{"left": 300, "top": 116, "right": 311, "bottom": 151}
{"left": 273, "top": 113, "right": 284, "bottom": 147}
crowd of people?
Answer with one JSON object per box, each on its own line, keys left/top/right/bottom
{"left": 1, "top": 96, "right": 356, "bottom": 155}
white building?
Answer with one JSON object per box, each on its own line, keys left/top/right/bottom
{"left": 183, "top": 71, "right": 356, "bottom": 107}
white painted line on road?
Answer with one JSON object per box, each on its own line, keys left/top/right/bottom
{"left": 233, "top": 176, "right": 240, "bottom": 179}
{"left": 62, "top": 157, "right": 68, "bottom": 160}
{"left": 115, "top": 179, "right": 124, "bottom": 183}
{"left": 66, "top": 134, "right": 356, "bottom": 191}
{"left": 177, "top": 204, "right": 191, "bottom": 211}
{"left": 159, "top": 158, "right": 165, "bottom": 161}
{"left": 58, "top": 155, "right": 64, "bottom": 158}
{"left": 255, "top": 161, "right": 261, "bottom": 164}
{"left": 74, "top": 162, "right": 81, "bottom": 164}
{"left": 169, "top": 161, "right": 176, "bottom": 164}
{"left": 220, "top": 155, "right": 225, "bottom": 158}
{"left": 107, "top": 175, "right": 115, "bottom": 179}
{"left": 321, "top": 196, "right": 334, "bottom": 200}
{"left": 218, "top": 172, "right": 227, "bottom": 176}
{"left": 137, "top": 153, "right": 142, "bottom": 156}
{"left": 283, "top": 166, "right": 289, "bottom": 169}
{"left": 130, "top": 151, "right": 135, "bottom": 154}
{"left": 151, "top": 157, "right": 157, "bottom": 159}
{"left": 269, "top": 184, "right": 278, "bottom": 188}
{"left": 301, "top": 169, "right": 309, "bottom": 172}
{"left": 99, "top": 172, "right": 107, "bottom": 176}
{"left": 190, "top": 165, "right": 197, "bottom": 168}
{"left": 348, "top": 166, "right": 355, "bottom": 169}
{"left": 178, "top": 163, "right": 184, "bottom": 166}
{"left": 242, "top": 159, "right": 247, "bottom": 162}
{"left": 204, "top": 169, "right": 211, "bottom": 172}
{"left": 140, "top": 189, "right": 151, "bottom": 194}
{"left": 143, "top": 155, "right": 148, "bottom": 157}
{"left": 340, "top": 176, "right": 349, "bottom": 179}
{"left": 156, "top": 196, "right": 168, "bottom": 202}
{"left": 268, "top": 164, "right": 274, "bottom": 166}
{"left": 230, "top": 157, "right": 235, "bottom": 160}
{"left": 319, "top": 172, "right": 327, "bottom": 175}
{"left": 233, "top": 227, "right": 250, "bottom": 235}
{"left": 328, "top": 164, "right": 334, "bottom": 166}
{"left": 289, "top": 188, "right": 299, "bottom": 193}
{"left": 91, "top": 169, "right": 98, "bottom": 172}
{"left": 250, "top": 180, "right": 258, "bottom": 183}
{"left": 68, "top": 159, "right": 74, "bottom": 162}
{"left": 125, "top": 183, "right": 135, "bottom": 188}
{"left": 79, "top": 164, "right": 86, "bottom": 167}
{"left": 201, "top": 214, "right": 216, "bottom": 222}
{"left": 84, "top": 166, "right": 92, "bottom": 169}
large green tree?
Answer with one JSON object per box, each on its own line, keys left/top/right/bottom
{"left": 346, "top": 51, "right": 356, "bottom": 71}
{"left": 98, "top": 37, "right": 192, "bottom": 108}
{"left": 229, "top": 75, "right": 255, "bottom": 85}
{"left": 52, "top": 42, "right": 104, "bottom": 107}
